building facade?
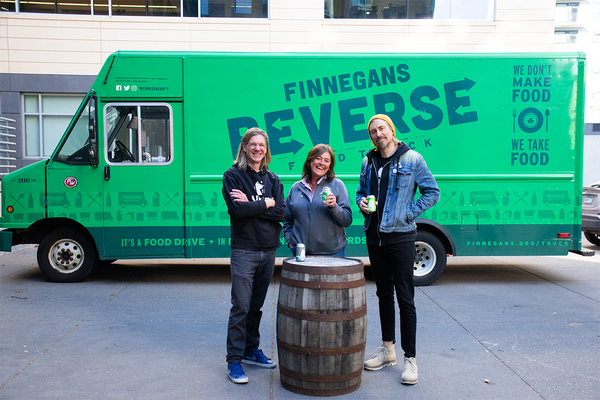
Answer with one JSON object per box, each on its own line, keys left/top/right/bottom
{"left": 553, "top": 0, "right": 600, "bottom": 185}
{"left": 0, "top": 0, "right": 588, "bottom": 172}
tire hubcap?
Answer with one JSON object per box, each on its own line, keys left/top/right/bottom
{"left": 49, "top": 239, "right": 84, "bottom": 273}
{"left": 414, "top": 241, "right": 437, "bottom": 277}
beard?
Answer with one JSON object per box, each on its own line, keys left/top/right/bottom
{"left": 376, "top": 138, "right": 391, "bottom": 151}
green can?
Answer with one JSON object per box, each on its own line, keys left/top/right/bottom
{"left": 321, "top": 186, "right": 332, "bottom": 202}
{"left": 367, "top": 195, "right": 377, "bottom": 212}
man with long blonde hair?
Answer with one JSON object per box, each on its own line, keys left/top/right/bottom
{"left": 222, "top": 127, "right": 285, "bottom": 384}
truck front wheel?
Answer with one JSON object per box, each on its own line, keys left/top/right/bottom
{"left": 413, "top": 231, "right": 447, "bottom": 286}
{"left": 37, "top": 228, "right": 99, "bottom": 282}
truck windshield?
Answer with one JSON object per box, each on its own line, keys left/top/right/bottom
{"left": 53, "top": 95, "right": 93, "bottom": 165}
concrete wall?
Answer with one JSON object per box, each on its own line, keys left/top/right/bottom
{"left": 0, "top": 0, "right": 557, "bottom": 76}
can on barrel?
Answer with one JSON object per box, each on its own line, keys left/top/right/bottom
{"left": 321, "top": 186, "right": 332, "bottom": 203}
{"left": 296, "top": 243, "right": 306, "bottom": 262}
{"left": 367, "top": 195, "right": 377, "bottom": 212}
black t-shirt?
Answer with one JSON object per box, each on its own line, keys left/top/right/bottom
{"left": 365, "top": 147, "right": 417, "bottom": 246}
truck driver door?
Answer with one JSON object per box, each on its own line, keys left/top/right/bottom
{"left": 101, "top": 102, "right": 185, "bottom": 258}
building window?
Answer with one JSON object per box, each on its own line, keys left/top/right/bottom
{"left": 0, "top": 0, "right": 16, "bottom": 12}
{"left": 555, "top": 2, "right": 579, "bottom": 23}
{"left": 1, "top": 0, "right": 268, "bottom": 17}
{"left": 17, "top": 0, "right": 93, "bottom": 14}
{"left": 23, "top": 94, "right": 85, "bottom": 158}
{"left": 201, "top": 0, "right": 267, "bottom": 17}
{"left": 555, "top": 30, "right": 579, "bottom": 44}
{"left": 324, "top": 0, "right": 493, "bottom": 20}
{"left": 111, "top": 0, "right": 181, "bottom": 16}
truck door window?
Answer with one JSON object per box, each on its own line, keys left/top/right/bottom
{"left": 105, "top": 103, "right": 172, "bottom": 165}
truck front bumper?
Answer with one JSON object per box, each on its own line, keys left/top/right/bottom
{"left": 582, "top": 214, "right": 600, "bottom": 234}
{"left": 0, "top": 229, "right": 13, "bottom": 252}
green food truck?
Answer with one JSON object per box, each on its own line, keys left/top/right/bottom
{"left": 0, "top": 51, "right": 589, "bottom": 285}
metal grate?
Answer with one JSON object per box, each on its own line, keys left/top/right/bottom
{"left": 0, "top": 117, "right": 17, "bottom": 178}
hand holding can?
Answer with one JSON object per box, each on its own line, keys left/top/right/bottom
{"left": 367, "top": 195, "right": 377, "bottom": 212}
{"left": 322, "top": 186, "right": 336, "bottom": 208}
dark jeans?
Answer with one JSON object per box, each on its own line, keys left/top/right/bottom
{"left": 226, "top": 248, "right": 276, "bottom": 364}
{"left": 367, "top": 241, "right": 417, "bottom": 358}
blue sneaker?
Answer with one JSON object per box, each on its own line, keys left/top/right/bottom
{"left": 227, "top": 362, "right": 248, "bottom": 384}
{"left": 244, "top": 349, "right": 276, "bottom": 368}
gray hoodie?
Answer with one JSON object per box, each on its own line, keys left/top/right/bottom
{"left": 283, "top": 177, "right": 352, "bottom": 255}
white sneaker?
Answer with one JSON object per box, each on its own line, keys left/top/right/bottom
{"left": 401, "top": 357, "right": 418, "bottom": 385}
{"left": 364, "top": 343, "right": 396, "bottom": 370}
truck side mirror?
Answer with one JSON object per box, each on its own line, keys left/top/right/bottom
{"left": 88, "top": 94, "right": 97, "bottom": 140}
{"left": 89, "top": 95, "right": 99, "bottom": 168}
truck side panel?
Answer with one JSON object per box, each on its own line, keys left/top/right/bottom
{"left": 182, "top": 53, "right": 585, "bottom": 257}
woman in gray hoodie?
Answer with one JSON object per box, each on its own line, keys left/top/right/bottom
{"left": 283, "top": 144, "right": 352, "bottom": 256}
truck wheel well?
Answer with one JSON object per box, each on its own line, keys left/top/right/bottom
{"left": 13, "top": 218, "right": 93, "bottom": 246}
{"left": 416, "top": 219, "right": 455, "bottom": 256}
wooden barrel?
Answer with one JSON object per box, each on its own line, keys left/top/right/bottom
{"left": 277, "top": 257, "right": 366, "bottom": 397}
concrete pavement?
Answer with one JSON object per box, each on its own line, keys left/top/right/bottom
{"left": 1, "top": 239, "right": 599, "bottom": 399}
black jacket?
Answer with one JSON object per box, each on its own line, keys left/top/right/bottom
{"left": 222, "top": 164, "right": 286, "bottom": 251}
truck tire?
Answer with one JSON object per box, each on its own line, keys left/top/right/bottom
{"left": 37, "top": 228, "right": 99, "bottom": 282}
{"left": 584, "top": 232, "right": 600, "bottom": 246}
{"left": 413, "top": 231, "right": 446, "bottom": 286}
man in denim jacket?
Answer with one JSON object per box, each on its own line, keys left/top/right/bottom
{"left": 357, "top": 114, "right": 440, "bottom": 385}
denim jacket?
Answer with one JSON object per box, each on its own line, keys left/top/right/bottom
{"left": 356, "top": 146, "right": 440, "bottom": 233}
